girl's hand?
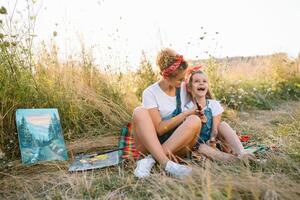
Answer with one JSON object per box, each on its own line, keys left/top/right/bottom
{"left": 206, "top": 137, "right": 217, "bottom": 149}
{"left": 206, "top": 130, "right": 218, "bottom": 148}
{"left": 195, "top": 102, "right": 207, "bottom": 123}
{"left": 199, "top": 113, "right": 207, "bottom": 123}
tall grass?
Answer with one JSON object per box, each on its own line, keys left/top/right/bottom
{"left": 131, "top": 52, "right": 300, "bottom": 110}
{"left": 0, "top": 9, "right": 132, "bottom": 159}
{"left": 204, "top": 53, "right": 300, "bottom": 110}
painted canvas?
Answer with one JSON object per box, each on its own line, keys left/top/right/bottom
{"left": 16, "top": 109, "right": 68, "bottom": 164}
{"left": 68, "top": 149, "right": 120, "bottom": 172}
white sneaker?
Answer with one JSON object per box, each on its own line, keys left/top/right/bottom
{"left": 134, "top": 155, "right": 156, "bottom": 178}
{"left": 164, "top": 160, "right": 192, "bottom": 179}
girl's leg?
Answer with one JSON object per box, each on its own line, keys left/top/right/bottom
{"left": 162, "top": 115, "right": 201, "bottom": 157}
{"left": 198, "top": 143, "right": 236, "bottom": 162}
{"left": 132, "top": 106, "right": 169, "bottom": 165}
{"left": 217, "top": 122, "right": 244, "bottom": 155}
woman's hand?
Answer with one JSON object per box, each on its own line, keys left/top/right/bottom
{"left": 183, "top": 105, "right": 198, "bottom": 117}
{"left": 184, "top": 105, "right": 208, "bottom": 123}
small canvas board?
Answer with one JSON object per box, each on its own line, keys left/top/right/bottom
{"left": 68, "top": 150, "right": 120, "bottom": 172}
{"left": 16, "top": 108, "right": 68, "bottom": 164}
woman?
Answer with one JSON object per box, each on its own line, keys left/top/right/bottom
{"left": 132, "top": 48, "right": 201, "bottom": 179}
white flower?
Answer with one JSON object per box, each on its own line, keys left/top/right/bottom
{"left": 238, "top": 88, "right": 244, "bottom": 93}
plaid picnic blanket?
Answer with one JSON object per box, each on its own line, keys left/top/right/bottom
{"left": 240, "top": 136, "right": 269, "bottom": 154}
{"left": 118, "top": 123, "right": 272, "bottom": 162}
{"left": 118, "top": 122, "right": 140, "bottom": 160}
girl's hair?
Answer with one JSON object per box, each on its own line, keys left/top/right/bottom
{"left": 156, "top": 48, "right": 188, "bottom": 78}
{"left": 187, "top": 70, "right": 213, "bottom": 99}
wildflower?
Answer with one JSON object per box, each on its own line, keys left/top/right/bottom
{"left": 238, "top": 88, "right": 244, "bottom": 93}
{"left": 0, "top": 151, "right": 5, "bottom": 159}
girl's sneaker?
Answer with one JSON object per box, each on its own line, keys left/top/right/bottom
{"left": 164, "top": 160, "right": 192, "bottom": 179}
{"left": 134, "top": 155, "right": 156, "bottom": 178}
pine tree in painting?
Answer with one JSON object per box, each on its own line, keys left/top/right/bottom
{"left": 48, "top": 122, "right": 55, "bottom": 141}
{"left": 53, "top": 114, "right": 62, "bottom": 139}
{"left": 19, "top": 116, "right": 32, "bottom": 148}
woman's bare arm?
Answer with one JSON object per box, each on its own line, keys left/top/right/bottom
{"left": 148, "top": 107, "right": 197, "bottom": 136}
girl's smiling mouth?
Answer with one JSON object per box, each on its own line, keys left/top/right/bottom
{"left": 197, "top": 87, "right": 206, "bottom": 91}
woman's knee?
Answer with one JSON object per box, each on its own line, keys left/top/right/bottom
{"left": 132, "top": 106, "right": 147, "bottom": 121}
{"left": 184, "top": 115, "right": 202, "bottom": 131}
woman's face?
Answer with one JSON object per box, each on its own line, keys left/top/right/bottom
{"left": 189, "top": 73, "right": 208, "bottom": 97}
{"left": 166, "top": 69, "right": 187, "bottom": 88}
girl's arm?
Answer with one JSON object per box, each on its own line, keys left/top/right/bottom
{"left": 148, "top": 107, "right": 197, "bottom": 136}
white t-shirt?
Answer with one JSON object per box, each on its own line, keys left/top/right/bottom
{"left": 142, "top": 82, "right": 188, "bottom": 119}
{"left": 183, "top": 99, "right": 224, "bottom": 117}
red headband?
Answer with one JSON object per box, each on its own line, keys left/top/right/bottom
{"left": 161, "top": 55, "right": 184, "bottom": 78}
{"left": 186, "top": 65, "right": 202, "bottom": 75}
{"left": 185, "top": 65, "right": 203, "bottom": 84}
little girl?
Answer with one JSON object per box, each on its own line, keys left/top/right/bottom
{"left": 184, "top": 66, "right": 254, "bottom": 162}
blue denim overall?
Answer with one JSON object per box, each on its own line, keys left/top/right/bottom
{"left": 195, "top": 100, "right": 213, "bottom": 149}
{"left": 158, "top": 87, "right": 182, "bottom": 144}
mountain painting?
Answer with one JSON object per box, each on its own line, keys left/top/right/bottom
{"left": 16, "top": 109, "right": 68, "bottom": 165}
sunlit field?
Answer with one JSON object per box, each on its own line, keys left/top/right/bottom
{"left": 1, "top": 1, "right": 300, "bottom": 199}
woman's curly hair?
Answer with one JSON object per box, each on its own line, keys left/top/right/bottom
{"left": 156, "top": 48, "right": 188, "bottom": 78}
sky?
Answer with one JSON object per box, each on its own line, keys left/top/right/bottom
{"left": 3, "top": 0, "right": 300, "bottom": 70}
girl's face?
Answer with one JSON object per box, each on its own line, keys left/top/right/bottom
{"left": 189, "top": 73, "right": 209, "bottom": 98}
{"left": 166, "top": 69, "right": 187, "bottom": 88}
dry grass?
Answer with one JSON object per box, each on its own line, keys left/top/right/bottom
{"left": 0, "top": 157, "right": 299, "bottom": 199}
{"left": 212, "top": 53, "right": 300, "bottom": 81}
{"left": 0, "top": 43, "right": 133, "bottom": 158}
{"left": 1, "top": 101, "right": 299, "bottom": 200}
